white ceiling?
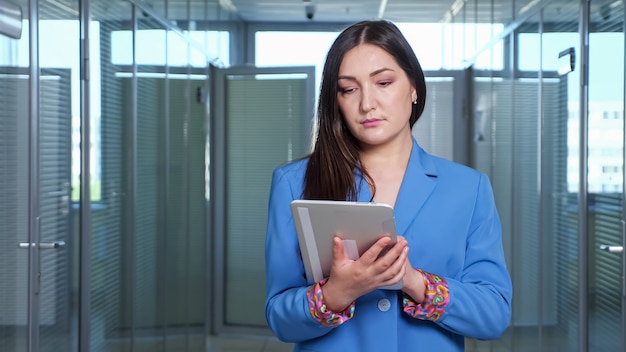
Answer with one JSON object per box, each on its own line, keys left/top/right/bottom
{"left": 229, "top": 0, "right": 467, "bottom": 23}
{"left": 222, "top": 0, "right": 621, "bottom": 27}
{"left": 41, "top": 0, "right": 619, "bottom": 27}
{"left": 133, "top": 0, "right": 579, "bottom": 24}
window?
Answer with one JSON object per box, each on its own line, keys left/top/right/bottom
{"left": 398, "top": 22, "right": 504, "bottom": 70}
{"left": 255, "top": 31, "right": 339, "bottom": 95}
{"left": 111, "top": 29, "right": 229, "bottom": 67}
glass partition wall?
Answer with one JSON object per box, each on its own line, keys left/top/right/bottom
{"left": 461, "top": 0, "right": 625, "bottom": 351}
{"left": 586, "top": 1, "right": 625, "bottom": 350}
{"left": 0, "top": 0, "right": 35, "bottom": 351}
{"left": 0, "top": 0, "right": 214, "bottom": 351}
{"left": 91, "top": 0, "right": 212, "bottom": 351}
{"left": 38, "top": 1, "right": 80, "bottom": 350}
{"left": 0, "top": 0, "right": 81, "bottom": 351}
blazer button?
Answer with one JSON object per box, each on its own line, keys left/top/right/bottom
{"left": 377, "top": 298, "right": 391, "bottom": 312}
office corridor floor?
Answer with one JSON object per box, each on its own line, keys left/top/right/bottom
{"left": 102, "top": 334, "right": 294, "bottom": 352}
{"left": 206, "top": 335, "right": 294, "bottom": 352}
{"left": 1, "top": 326, "right": 563, "bottom": 351}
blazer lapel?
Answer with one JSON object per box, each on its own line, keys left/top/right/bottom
{"left": 356, "top": 170, "right": 373, "bottom": 202}
{"left": 393, "top": 139, "right": 438, "bottom": 236}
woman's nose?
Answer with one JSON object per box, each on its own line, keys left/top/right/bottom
{"left": 360, "top": 86, "right": 376, "bottom": 112}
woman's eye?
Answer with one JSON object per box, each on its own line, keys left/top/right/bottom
{"left": 379, "top": 81, "right": 392, "bottom": 87}
{"left": 340, "top": 87, "right": 356, "bottom": 94}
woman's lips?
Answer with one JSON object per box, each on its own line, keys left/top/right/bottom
{"left": 362, "top": 118, "right": 382, "bottom": 128}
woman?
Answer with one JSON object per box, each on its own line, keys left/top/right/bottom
{"left": 264, "top": 20, "right": 512, "bottom": 351}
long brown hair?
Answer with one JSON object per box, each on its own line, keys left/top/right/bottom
{"left": 303, "top": 20, "right": 427, "bottom": 201}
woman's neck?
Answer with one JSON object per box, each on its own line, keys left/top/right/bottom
{"left": 359, "top": 132, "right": 413, "bottom": 207}
{"left": 359, "top": 131, "right": 413, "bottom": 171}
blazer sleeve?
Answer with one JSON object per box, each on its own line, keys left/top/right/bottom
{"left": 264, "top": 167, "right": 334, "bottom": 342}
{"left": 434, "top": 173, "right": 513, "bottom": 340}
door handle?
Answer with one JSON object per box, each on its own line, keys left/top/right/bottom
{"left": 18, "top": 241, "right": 66, "bottom": 249}
{"left": 599, "top": 243, "right": 625, "bottom": 296}
{"left": 599, "top": 245, "right": 624, "bottom": 253}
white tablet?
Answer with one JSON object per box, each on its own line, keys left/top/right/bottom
{"left": 290, "top": 199, "right": 402, "bottom": 290}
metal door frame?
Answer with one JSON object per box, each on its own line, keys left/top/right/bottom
{"left": 209, "top": 64, "right": 315, "bottom": 337}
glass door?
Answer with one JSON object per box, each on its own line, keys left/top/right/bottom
{"left": 586, "top": 1, "right": 625, "bottom": 351}
{"left": 0, "top": 0, "right": 78, "bottom": 350}
{"left": 0, "top": 5, "right": 30, "bottom": 352}
{"left": 0, "top": 64, "right": 75, "bottom": 352}
{"left": 0, "top": 68, "right": 30, "bottom": 352}
{"left": 210, "top": 65, "right": 315, "bottom": 337}
{"left": 37, "top": 67, "right": 75, "bottom": 352}
{"left": 38, "top": 0, "right": 80, "bottom": 349}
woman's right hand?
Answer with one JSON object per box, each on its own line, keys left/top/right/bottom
{"left": 320, "top": 235, "right": 408, "bottom": 312}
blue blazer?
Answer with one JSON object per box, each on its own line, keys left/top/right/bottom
{"left": 265, "top": 138, "right": 512, "bottom": 352}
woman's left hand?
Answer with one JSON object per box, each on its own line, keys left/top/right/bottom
{"left": 397, "top": 235, "right": 426, "bottom": 303}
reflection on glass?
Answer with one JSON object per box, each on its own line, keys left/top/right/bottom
{"left": 587, "top": 1, "right": 624, "bottom": 350}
